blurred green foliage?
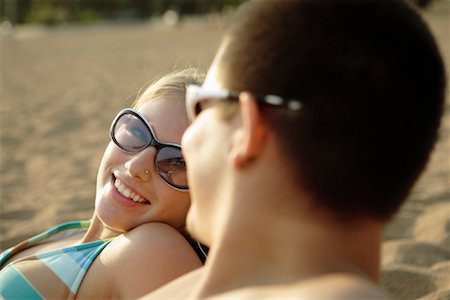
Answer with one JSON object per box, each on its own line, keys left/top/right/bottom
{"left": 25, "top": 0, "right": 59, "bottom": 25}
{"left": 0, "top": 0, "right": 245, "bottom": 25}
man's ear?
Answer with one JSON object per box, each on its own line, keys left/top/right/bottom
{"left": 230, "top": 92, "right": 267, "bottom": 169}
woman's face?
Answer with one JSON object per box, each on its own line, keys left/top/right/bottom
{"left": 95, "top": 98, "right": 190, "bottom": 232}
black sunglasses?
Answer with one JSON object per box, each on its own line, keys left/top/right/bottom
{"left": 110, "top": 108, "right": 188, "bottom": 191}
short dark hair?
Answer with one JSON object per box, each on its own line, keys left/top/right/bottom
{"left": 218, "top": 0, "right": 446, "bottom": 220}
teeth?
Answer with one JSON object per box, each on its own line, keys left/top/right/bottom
{"left": 114, "top": 178, "right": 148, "bottom": 204}
{"left": 123, "top": 187, "right": 131, "bottom": 198}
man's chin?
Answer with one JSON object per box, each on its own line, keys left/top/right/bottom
{"left": 186, "top": 209, "right": 210, "bottom": 247}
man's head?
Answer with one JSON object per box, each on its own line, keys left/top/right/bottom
{"left": 199, "top": 0, "right": 445, "bottom": 222}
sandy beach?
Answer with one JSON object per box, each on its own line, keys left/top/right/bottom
{"left": 1, "top": 3, "right": 449, "bottom": 299}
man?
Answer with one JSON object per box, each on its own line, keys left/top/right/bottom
{"left": 146, "top": 0, "right": 445, "bottom": 298}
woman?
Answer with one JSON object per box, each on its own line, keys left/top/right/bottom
{"left": 0, "top": 68, "right": 207, "bottom": 299}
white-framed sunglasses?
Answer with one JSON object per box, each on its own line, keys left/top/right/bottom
{"left": 185, "top": 84, "right": 303, "bottom": 122}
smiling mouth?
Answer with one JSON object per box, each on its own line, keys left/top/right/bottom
{"left": 113, "top": 177, "right": 151, "bottom": 204}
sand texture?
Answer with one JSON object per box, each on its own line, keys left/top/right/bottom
{"left": 1, "top": 3, "right": 449, "bottom": 299}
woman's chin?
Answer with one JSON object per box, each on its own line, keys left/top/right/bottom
{"left": 95, "top": 205, "right": 133, "bottom": 233}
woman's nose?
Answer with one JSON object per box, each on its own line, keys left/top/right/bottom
{"left": 125, "top": 147, "right": 157, "bottom": 180}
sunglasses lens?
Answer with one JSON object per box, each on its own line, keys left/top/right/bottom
{"left": 113, "top": 113, "right": 151, "bottom": 152}
{"left": 156, "top": 147, "right": 187, "bottom": 189}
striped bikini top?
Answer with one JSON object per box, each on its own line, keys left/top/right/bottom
{"left": 0, "top": 220, "right": 112, "bottom": 299}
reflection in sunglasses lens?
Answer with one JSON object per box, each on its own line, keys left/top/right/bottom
{"left": 115, "top": 113, "right": 151, "bottom": 152}
{"left": 156, "top": 147, "right": 187, "bottom": 188}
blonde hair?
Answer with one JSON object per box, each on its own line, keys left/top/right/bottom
{"left": 133, "top": 68, "right": 204, "bottom": 109}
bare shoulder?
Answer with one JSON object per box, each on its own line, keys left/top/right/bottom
{"left": 120, "top": 222, "right": 199, "bottom": 252}
{"left": 142, "top": 268, "right": 204, "bottom": 299}
{"left": 100, "top": 223, "right": 203, "bottom": 298}
{"left": 213, "top": 274, "right": 390, "bottom": 300}
{"left": 295, "top": 274, "right": 391, "bottom": 299}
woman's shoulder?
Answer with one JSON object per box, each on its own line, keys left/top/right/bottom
{"left": 123, "top": 222, "right": 193, "bottom": 245}
{"left": 91, "top": 222, "right": 203, "bottom": 298}
{"left": 112, "top": 223, "right": 200, "bottom": 258}
{"left": 107, "top": 222, "right": 203, "bottom": 267}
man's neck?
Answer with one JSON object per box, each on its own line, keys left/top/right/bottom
{"left": 192, "top": 206, "right": 383, "bottom": 299}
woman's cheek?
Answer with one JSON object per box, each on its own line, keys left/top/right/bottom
{"left": 97, "top": 143, "right": 122, "bottom": 184}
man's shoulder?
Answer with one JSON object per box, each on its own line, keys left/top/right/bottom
{"left": 213, "top": 274, "right": 390, "bottom": 300}
{"left": 295, "top": 274, "right": 390, "bottom": 299}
